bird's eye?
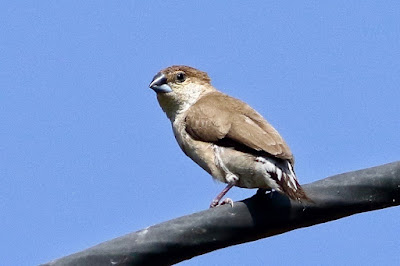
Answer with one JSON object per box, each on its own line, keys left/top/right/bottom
{"left": 176, "top": 72, "right": 186, "bottom": 82}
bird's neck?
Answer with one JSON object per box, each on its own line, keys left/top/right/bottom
{"left": 157, "top": 94, "right": 181, "bottom": 121}
{"left": 157, "top": 84, "right": 214, "bottom": 121}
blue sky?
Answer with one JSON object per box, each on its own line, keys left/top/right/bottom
{"left": 1, "top": 1, "right": 399, "bottom": 265}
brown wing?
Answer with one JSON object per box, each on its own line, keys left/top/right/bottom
{"left": 185, "top": 92, "right": 294, "bottom": 164}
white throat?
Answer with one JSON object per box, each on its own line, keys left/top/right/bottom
{"left": 162, "top": 82, "right": 206, "bottom": 122}
{"left": 176, "top": 83, "right": 204, "bottom": 114}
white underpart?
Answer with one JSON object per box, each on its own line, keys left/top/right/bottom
{"left": 276, "top": 167, "right": 283, "bottom": 181}
{"left": 287, "top": 163, "right": 298, "bottom": 189}
{"left": 256, "top": 156, "right": 298, "bottom": 190}
{"left": 213, "top": 145, "right": 239, "bottom": 183}
{"left": 258, "top": 156, "right": 277, "bottom": 173}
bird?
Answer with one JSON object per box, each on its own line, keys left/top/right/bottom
{"left": 149, "top": 65, "right": 309, "bottom": 208}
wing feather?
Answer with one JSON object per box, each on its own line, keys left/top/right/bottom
{"left": 185, "top": 92, "right": 294, "bottom": 163}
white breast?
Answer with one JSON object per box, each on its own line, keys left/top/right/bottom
{"left": 171, "top": 113, "right": 223, "bottom": 181}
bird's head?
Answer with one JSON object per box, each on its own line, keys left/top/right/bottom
{"left": 149, "top": 65, "right": 214, "bottom": 120}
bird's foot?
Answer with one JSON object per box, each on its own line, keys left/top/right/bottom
{"left": 209, "top": 183, "right": 235, "bottom": 208}
{"left": 209, "top": 198, "right": 234, "bottom": 208}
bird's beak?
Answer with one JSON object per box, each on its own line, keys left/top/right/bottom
{"left": 149, "top": 72, "right": 172, "bottom": 93}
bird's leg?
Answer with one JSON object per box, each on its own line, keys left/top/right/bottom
{"left": 211, "top": 145, "right": 239, "bottom": 208}
{"left": 210, "top": 182, "right": 235, "bottom": 208}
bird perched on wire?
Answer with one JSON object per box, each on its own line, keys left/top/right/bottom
{"left": 149, "top": 65, "right": 309, "bottom": 208}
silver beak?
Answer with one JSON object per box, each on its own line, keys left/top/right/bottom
{"left": 149, "top": 72, "right": 172, "bottom": 93}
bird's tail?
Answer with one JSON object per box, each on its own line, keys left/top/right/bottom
{"left": 266, "top": 160, "right": 311, "bottom": 202}
{"left": 280, "top": 162, "right": 311, "bottom": 202}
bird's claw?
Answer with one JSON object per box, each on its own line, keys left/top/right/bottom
{"left": 209, "top": 198, "right": 234, "bottom": 208}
